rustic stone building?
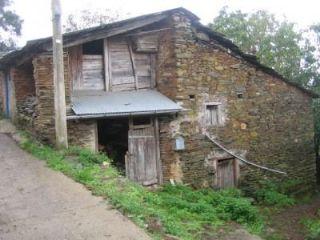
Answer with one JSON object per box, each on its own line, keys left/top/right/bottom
{"left": 0, "top": 8, "right": 317, "bottom": 189}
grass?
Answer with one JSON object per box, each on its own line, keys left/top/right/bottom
{"left": 19, "top": 134, "right": 265, "bottom": 239}
{"left": 253, "top": 180, "right": 297, "bottom": 208}
{"left": 301, "top": 211, "right": 320, "bottom": 240}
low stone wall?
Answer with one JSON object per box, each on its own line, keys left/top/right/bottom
{"left": 67, "top": 120, "right": 98, "bottom": 152}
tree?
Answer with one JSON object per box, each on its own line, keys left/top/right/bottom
{"left": 63, "top": 8, "right": 122, "bottom": 33}
{"left": 306, "top": 24, "right": 320, "bottom": 185}
{"left": 209, "top": 6, "right": 318, "bottom": 86}
{"left": 0, "top": 0, "right": 23, "bottom": 52}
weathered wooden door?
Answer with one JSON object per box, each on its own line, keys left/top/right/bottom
{"left": 4, "top": 72, "right": 11, "bottom": 118}
{"left": 217, "top": 158, "right": 236, "bottom": 188}
{"left": 126, "top": 117, "right": 160, "bottom": 185}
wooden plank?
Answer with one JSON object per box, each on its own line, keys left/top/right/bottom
{"left": 127, "top": 28, "right": 171, "bottom": 37}
{"left": 127, "top": 117, "right": 159, "bottom": 185}
{"left": 150, "top": 54, "right": 156, "bottom": 88}
{"left": 131, "top": 33, "right": 159, "bottom": 53}
{"left": 128, "top": 40, "right": 138, "bottom": 90}
{"left": 154, "top": 117, "right": 163, "bottom": 184}
{"left": 103, "top": 39, "right": 110, "bottom": 91}
{"left": 81, "top": 54, "right": 104, "bottom": 90}
{"left": 60, "top": 14, "right": 167, "bottom": 48}
{"left": 69, "top": 45, "right": 83, "bottom": 91}
{"left": 217, "top": 158, "right": 235, "bottom": 188}
{"left": 82, "top": 55, "right": 104, "bottom": 60}
{"left": 108, "top": 37, "right": 135, "bottom": 91}
{"left": 111, "top": 83, "right": 135, "bottom": 92}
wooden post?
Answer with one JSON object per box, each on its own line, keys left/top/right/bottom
{"left": 51, "top": 0, "right": 68, "bottom": 148}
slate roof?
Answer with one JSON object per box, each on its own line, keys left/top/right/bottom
{"left": 0, "top": 7, "right": 317, "bottom": 98}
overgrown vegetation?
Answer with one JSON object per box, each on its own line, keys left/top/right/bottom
{"left": 21, "top": 133, "right": 319, "bottom": 239}
{"left": 254, "top": 180, "right": 297, "bottom": 208}
{"left": 20, "top": 135, "right": 264, "bottom": 239}
{"left": 301, "top": 214, "right": 320, "bottom": 240}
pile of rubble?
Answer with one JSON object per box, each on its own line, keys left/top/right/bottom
{"left": 17, "top": 96, "right": 37, "bottom": 120}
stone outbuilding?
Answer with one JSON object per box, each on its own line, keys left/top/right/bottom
{"left": 0, "top": 8, "right": 317, "bottom": 189}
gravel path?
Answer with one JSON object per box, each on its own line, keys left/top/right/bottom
{"left": 0, "top": 133, "right": 150, "bottom": 240}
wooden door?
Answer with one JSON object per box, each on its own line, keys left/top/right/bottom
{"left": 126, "top": 117, "right": 159, "bottom": 185}
{"left": 4, "top": 72, "right": 11, "bottom": 118}
{"left": 217, "top": 158, "right": 236, "bottom": 189}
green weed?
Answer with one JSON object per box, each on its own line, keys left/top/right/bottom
{"left": 20, "top": 135, "right": 264, "bottom": 239}
{"left": 254, "top": 180, "right": 296, "bottom": 208}
{"left": 301, "top": 216, "right": 320, "bottom": 240}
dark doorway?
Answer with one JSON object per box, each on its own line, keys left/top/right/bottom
{"left": 97, "top": 118, "right": 129, "bottom": 173}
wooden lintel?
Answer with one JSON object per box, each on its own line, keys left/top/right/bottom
{"left": 126, "top": 28, "right": 172, "bottom": 37}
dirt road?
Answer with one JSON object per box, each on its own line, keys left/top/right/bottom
{"left": 0, "top": 133, "right": 150, "bottom": 240}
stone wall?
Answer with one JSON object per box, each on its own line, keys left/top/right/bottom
{"left": 68, "top": 120, "right": 98, "bottom": 152}
{"left": 11, "top": 63, "right": 35, "bottom": 106}
{"left": 32, "top": 52, "right": 96, "bottom": 150}
{"left": 157, "top": 11, "right": 316, "bottom": 189}
{"left": 32, "top": 53, "right": 71, "bottom": 144}
{"left": 10, "top": 63, "right": 36, "bottom": 129}
{"left": 0, "top": 72, "right": 4, "bottom": 113}
{"left": 4, "top": 14, "right": 315, "bottom": 190}
{"left": 156, "top": 27, "right": 185, "bottom": 182}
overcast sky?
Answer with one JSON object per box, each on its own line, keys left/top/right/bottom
{"left": 12, "top": 0, "right": 320, "bottom": 46}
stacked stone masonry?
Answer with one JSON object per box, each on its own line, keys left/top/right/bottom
{"left": 158, "top": 12, "right": 316, "bottom": 189}
{"left": 0, "top": 11, "right": 316, "bottom": 190}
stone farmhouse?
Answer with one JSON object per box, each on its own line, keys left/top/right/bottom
{"left": 0, "top": 8, "right": 317, "bottom": 189}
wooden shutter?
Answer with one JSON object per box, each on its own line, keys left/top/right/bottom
{"left": 108, "top": 38, "right": 135, "bottom": 92}
{"left": 69, "top": 46, "right": 104, "bottom": 91}
{"left": 107, "top": 37, "right": 155, "bottom": 92}
{"left": 82, "top": 55, "right": 104, "bottom": 90}
{"left": 134, "top": 53, "right": 155, "bottom": 89}
{"left": 69, "top": 45, "right": 83, "bottom": 91}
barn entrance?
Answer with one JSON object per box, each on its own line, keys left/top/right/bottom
{"left": 97, "top": 116, "right": 161, "bottom": 185}
{"left": 97, "top": 118, "right": 129, "bottom": 173}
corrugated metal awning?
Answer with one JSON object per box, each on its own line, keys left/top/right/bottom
{"left": 68, "top": 90, "right": 182, "bottom": 119}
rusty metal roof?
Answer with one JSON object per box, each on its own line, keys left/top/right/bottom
{"left": 69, "top": 90, "right": 182, "bottom": 119}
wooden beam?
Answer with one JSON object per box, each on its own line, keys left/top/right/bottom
{"left": 150, "top": 54, "right": 156, "bottom": 88}
{"left": 51, "top": 0, "right": 68, "bottom": 148}
{"left": 62, "top": 15, "right": 166, "bottom": 48}
{"left": 127, "top": 40, "right": 138, "bottom": 90}
{"left": 126, "top": 28, "right": 171, "bottom": 37}
{"left": 154, "top": 117, "right": 163, "bottom": 184}
{"left": 103, "top": 39, "right": 110, "bottom": 91}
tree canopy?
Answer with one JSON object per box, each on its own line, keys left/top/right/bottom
{"left": 0, "top": 0, "right": 23, "bottom": 52}
{"left": 209, "top": 6, "right": 320, "bottom": 88}
{"left": 63, "top": 9, "right": 122, "bottom": 33}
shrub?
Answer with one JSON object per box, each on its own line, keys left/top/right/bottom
{"left": 254, "top": 180, "right": 296, "bottom": 207}
{"left": 301, "top": 217, "right": 320, "bottom": 240}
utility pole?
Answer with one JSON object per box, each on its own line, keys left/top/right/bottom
{"left": 51, "top": 0, "right": 68, "bottom": 148}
